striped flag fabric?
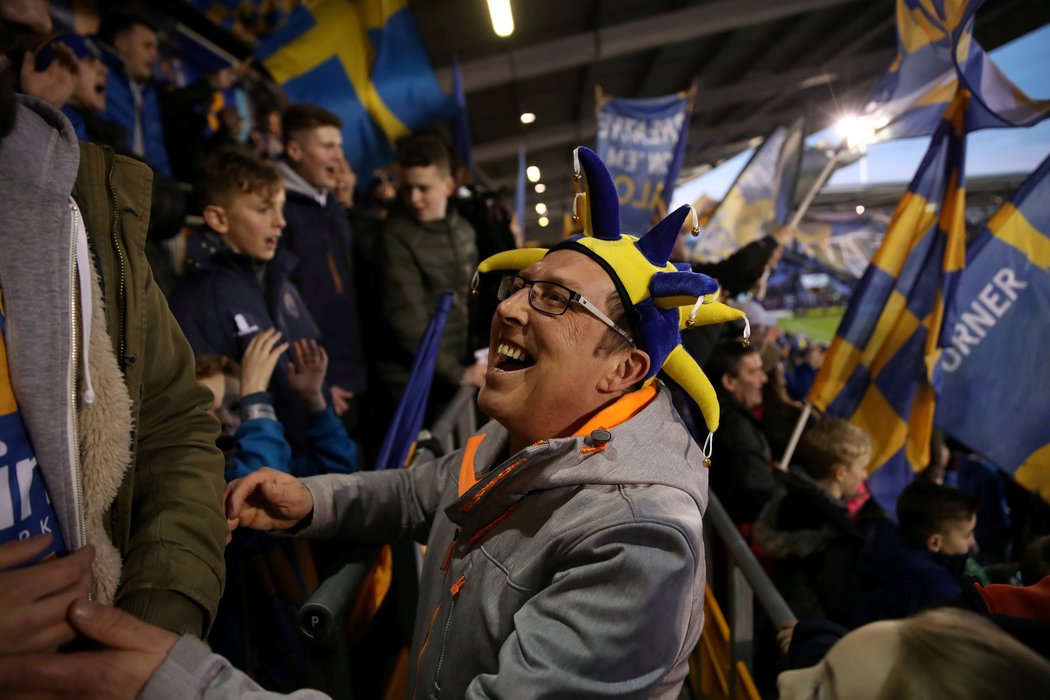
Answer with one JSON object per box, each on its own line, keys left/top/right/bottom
{"left": 808, "top": 90, "right": 969, "bottom": 509}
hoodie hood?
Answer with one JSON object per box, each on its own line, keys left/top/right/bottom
{"left": 277, "top": 159, "right": 328, "bottom": 206}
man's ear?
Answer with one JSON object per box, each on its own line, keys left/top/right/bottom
{"left": 926, "top": 532, "right": 943, "bottom": 553}
{"left": 285, "top": 139, "right": 303, "bottom": 163}
{"left": 443, "top": 174, "right": 456, "bottom": 197}
{"left": 832, "top": 463, "right": 847, "bottom": 484}
{"left": 720, "top": 373, "right": 736, "bottom": 394}
{"left": 599, "top": 348, "right": 650, "bottom": 394}
{"left": 202, "top": 204, "right": 228, "bottom": 234}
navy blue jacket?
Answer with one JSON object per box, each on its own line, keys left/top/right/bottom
{"left": 168, "top": 248, "right": 320, "bottom": 442}
{"left": 852, "top": 520, "right": 967, "bottom": 626}
{"left": 97, "top": 50, "right": 171, "bottom": 176}
{"left": 278, "top": 189, "right": 367, "bottom": 394}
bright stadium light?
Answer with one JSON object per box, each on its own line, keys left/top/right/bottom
{"left": 856, "top": 205, "right": 866, "bottom": 215}
{"left": 527, "top": 165, "right": 541, "bottom": 182}
{"left": 535, "top": 202, "right": 548, "bottom": 215}
{"left": 538, "top": 216, "right": 550, "bottom": 227}
{"left": 520, "top": 112, "right": 536, "bottom": 124}
{"left": 534, "top": 183, "right": 546, "bottom": 194}
{"left": 487, "top": 0, "right": 514, "bottom": 37}
{"left": 835, "top": 113, "right": 878, "bottom": 149}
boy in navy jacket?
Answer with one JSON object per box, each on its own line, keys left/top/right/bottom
{"left": 170, "top": 148, "right": 321, "bottom": 445}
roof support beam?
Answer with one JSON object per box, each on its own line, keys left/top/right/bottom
{"left": 436, "top": 0, "right": 865, "bottom": 94}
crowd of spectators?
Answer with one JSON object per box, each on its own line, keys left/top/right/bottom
{"left": 5, "top": 5, "right": 1050, "bottom": 698}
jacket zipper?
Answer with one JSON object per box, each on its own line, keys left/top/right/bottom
{"left": 104, "top": 149, "right": 127, "bottom": 365}
{"left": 432, "top": 574, "right": 467, "bottom": 695}
{"left": 69, "top": 204, "right": 87, "bottom": 552}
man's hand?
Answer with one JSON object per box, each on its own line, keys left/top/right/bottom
{"left": 288, "top": 339, "right": 328, "bottom": 412}
{"left": 240, "top": 328, "right": 289, "bottom": 395}
{"left": 463, "top": 361, "right": 487, "bottom": 388}
{"left": 19, "top": 46, "right": 76, "bottom": 107}
{"left": 206, "top": 66, "right": 238, "bottom": 91}
{"left": 330, "top": 384, "right": 354, "bottom": 417}
{"left": 0, "top": 536, "right": 94, "bottom": 654}
{"left": 0, "top": 599, "right": 177, "bottom": 699}
{"left": 225, "top": 467, "right": 314, "bottom": 532}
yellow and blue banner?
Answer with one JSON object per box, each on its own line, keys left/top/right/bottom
{"left": 808, "top": 90, "right": 969, "bottom": 510}
{"left": 935, "top": 154, "right": 1050, "bottom": 502}
{"left": 863, "top": 0, "right": 1049, "bottom": 143}
{"left": 796, "top": 210, "right": 890, "bottom": 279}
{"left": 192, "top": 0, "right": 298, "bottom": 42}
{"left": 595, "top": 88, "right": 695, "bottom": 235}
{"left": 256, "top": 0, "right": 455, "bottom": 177}
{"left": 692, "top": 119, "right": 803, "bottom": 263}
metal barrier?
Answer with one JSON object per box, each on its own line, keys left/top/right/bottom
{"left": 700, "top": 492, "right": 797, "bottom": 697}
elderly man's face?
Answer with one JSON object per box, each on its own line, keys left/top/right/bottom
{"left": 478, "top": 250, "right": 640, "bottom": 451}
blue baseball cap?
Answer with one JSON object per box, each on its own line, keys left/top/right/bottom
{"left": 34, "top": 31, "right": 101, "bottom": 72}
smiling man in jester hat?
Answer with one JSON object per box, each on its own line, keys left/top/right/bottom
{"left": 3, "top": 147, "right": 746, "bottom": 700}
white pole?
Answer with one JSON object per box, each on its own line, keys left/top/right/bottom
{"left": 778, "top": 402, "right": 813, "bottom": 470}
{"left": 789, "top": 146, "right": 844, "bottom": 228}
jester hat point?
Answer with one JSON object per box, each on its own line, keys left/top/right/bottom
{"left": 474, "top": 146, "right": 746, "bottom": 436}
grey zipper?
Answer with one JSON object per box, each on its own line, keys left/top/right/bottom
{"left": 432, "top": 576, "right": 466, "bottom": 694}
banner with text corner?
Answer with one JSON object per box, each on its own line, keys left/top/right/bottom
{"left": 808, "top": 90, "right": 969, "bottom": 511}
{"left": 595, "top": 88, "right": 694, "bottom": 236}
{"left": 935, "top": 153, "right": 1050, "bottom": 503}
{"left": 255, "top": 0, "right": 455, "bottom": 178}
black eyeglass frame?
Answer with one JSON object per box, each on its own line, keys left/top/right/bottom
{"left": 496, "top": 274, "right": 635, "bottom": 345}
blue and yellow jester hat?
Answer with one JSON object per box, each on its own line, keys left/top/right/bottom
{"left": 475, "top": 146, "right": 746, "bottom": 437}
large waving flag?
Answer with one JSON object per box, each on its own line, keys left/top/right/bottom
{"left": 860, "top": 0, "right": 1050, "bottom": 144}
{"left": 692, "top": 119, "right": 803, "bottom": 262}
{"left": 935, "top": 155, "right": 1050, "bottom": 502}
{"left": 256, "top": 0, "right": 455, "bottom": 178}
{"left": 808, "top": 90, "right": 969, "bottom": 509}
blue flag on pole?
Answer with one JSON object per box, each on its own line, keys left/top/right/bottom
{"left": 256, "top": 0, "right": 455, "bottom": 178}
{"left": 375, "top": 293, "right": 453, "bottom": 470}
{"left": 808, "top": 91, "right": 969, "bottom": 510}
{"left": 796, "top": 210, "right": 890, "bottom": 279}
{"left": 692, "top": 119, "right": 803, "bottom": 263}
{"left": 935, "top": 155, "right": 1050, "bottom": 502}
{"left": 595, "top": 90, "right": 694, "bottom": 235}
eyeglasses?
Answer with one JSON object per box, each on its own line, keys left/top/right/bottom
{"left": 496, "top": 275, "right": 634, "bottom": 345}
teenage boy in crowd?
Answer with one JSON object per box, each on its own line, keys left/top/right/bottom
{"left": 169, "top": 148, "right": 322, "bottom": 444}
{"left": 754, "top": 419, "right": 881, "bottom": 623}
{"left": 376, "top": 134, "right": 485, "bottom": 420}
{"left": 276, "top": 104, "right": 367, "bottom": 427}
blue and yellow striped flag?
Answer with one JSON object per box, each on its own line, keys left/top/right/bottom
{"left": 255, "top": 0, "right": 455, "bottom": 177}
{"left": 861, "top": 0, "right": 1049, "bottom": 143}
{"left": 935, "top": 154, "right": 1050, "bottom": 502}
{"left": 808, "top": 90, "right": 969, "bottom": 509}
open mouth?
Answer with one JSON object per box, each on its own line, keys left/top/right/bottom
{"left": 493, "top": 342, "right": 535, "bottom": 372}
{"left": 95, "top": 80, "right": 106, "bottom": 94}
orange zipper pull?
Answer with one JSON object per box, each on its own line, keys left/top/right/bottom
{"left": 440, "top": 528, "right": 461, "bottom": 572}
{"left": 450, "top": 574, "right": 466, "bottom": 596}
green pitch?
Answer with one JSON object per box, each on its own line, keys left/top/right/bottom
{"left": 776, "top": 312, "right": 844, "bottom": 345}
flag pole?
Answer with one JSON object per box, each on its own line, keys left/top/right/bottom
{"left": 778, "top": 402, "right": 813, "bottom": 470}
{"left": 755, "top": 142, "right": 846, "bottom": 300}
